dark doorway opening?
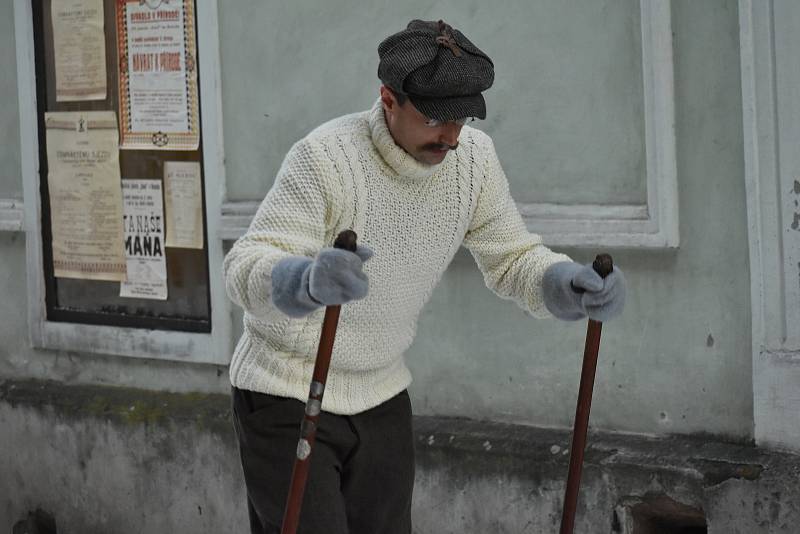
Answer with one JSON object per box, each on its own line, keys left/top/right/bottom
{"left": 614, "top": 493, "right": 707, "bottom": 534}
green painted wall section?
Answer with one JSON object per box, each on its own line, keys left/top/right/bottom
{"left": 417, "top": 0, "right": 751, "bottom": 436}
{"left": 0, "top": 1, "right": 21, "bottom": 199}
{"left": 0, "top": 1, "right": 752, "bottom": 439}
{"left": 219, "top": 0, "right": 751, "bottom": 437}
{"left": 219, "top": 0, "right": 646, "bottom": 205}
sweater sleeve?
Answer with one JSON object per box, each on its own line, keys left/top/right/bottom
{"left": 462, "top": 136, "right": 572, "bottom": 318}
{"left": 223, "top": 139, "right": 340, "bottom": 322}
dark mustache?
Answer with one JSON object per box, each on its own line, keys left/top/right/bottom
{"left": 423, "top": 142, "right": 459, "bottom": 152}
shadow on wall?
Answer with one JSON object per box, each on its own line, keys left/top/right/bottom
{"left": 12, "top": 509, "right": 57, "bottom": 534}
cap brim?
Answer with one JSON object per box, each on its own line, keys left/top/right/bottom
{"left": 408, "top": 93, "right": 486, "bottom": 122}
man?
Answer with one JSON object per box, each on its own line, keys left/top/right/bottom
{"left": 224, "top": 19, "right": 626, "bottom": 534}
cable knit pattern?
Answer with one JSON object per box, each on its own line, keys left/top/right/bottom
{"left": 224, "top": 98, "right": 571, "bottom": 415}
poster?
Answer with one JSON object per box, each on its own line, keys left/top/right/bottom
{"left": 116, "top": 0, "right": 200, "bottom": 150}
{"left": 52, "top": 0, "right": 108, "bottom": 102}
{"left": 45, "top": 111, "right": 126, "bottom": 281}
{"left": 120, "top": 179, "right": 168, "bottom": 299}
{"left": 164, "top": 161, "right": 204, "bottom": 249}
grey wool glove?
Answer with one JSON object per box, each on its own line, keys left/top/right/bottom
{"left": 542, "top": 261, "right": 626, "bottom": 322}
{"left": 271, "top": 245, "right": 373, "bottom": 318}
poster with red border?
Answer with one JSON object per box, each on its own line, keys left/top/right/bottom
{"left": 116, "top": 0, "right": 199, "bottom": 150}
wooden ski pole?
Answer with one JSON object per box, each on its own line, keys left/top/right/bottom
{"left": 280, "top": 229, "right": 358, "bottom": 534}
{"left": 559, "top": 253, "right": 614, "bottom": 534}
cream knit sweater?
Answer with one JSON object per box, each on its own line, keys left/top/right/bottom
{"left": 224, "top": 98, "right": 571, "bottom": 415}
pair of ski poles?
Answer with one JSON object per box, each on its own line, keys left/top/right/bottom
{"left": 280, "top": 230, "right": 613, "bottom": 534}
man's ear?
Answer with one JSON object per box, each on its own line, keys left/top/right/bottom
{"left": 379, "top": 85, "right": 395, "bottom": 112}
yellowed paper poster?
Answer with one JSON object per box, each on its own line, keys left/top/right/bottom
{"left": 120, "top": 179, "right": 168, "bottom": 300}
{"left": 116, "top": 0, "right": 200, "bottom": 150}
{"left": 52, "top": 0, "right": 107, "bottom": 102}
{"left": 164, "top": 161, "right": 203, "bottom": 249}
{"left": 45, "top": 111, "right": 126, "bottom": 281}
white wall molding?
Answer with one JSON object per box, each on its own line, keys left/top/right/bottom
{"left": 0, "top": 199, "right": 24, "bottom": 232}
{"left": 218, "top": 0, "right": 679, "bottom": 249}
{"left": 219, "top": 201, "right": 260, "bottom": 241}
{"left": 14, "top": 0, "right": 232, "bottom": 364}
{"left": 740, "top": 0, "right": 800, "bottom": 452}
{"left": 218, "top": 201, "right": 664, "bottom": 246}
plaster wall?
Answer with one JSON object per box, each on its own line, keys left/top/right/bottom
{"left": 1, "top": 1, "right": 795, "bottom": 531}
{"left": 742, "top": 0, "right": 800, "bottom": 452}
{"left": 219, "top": 0, "right": 752, "bottom": 437}
{"left": 3, "top": 382, "right": 798, "bottom": 533}
{"left": 1, "top": 0, "right": 751, "bottom": 445}
{"left": 0, "top": 0, "right": 21, "bottom": 200}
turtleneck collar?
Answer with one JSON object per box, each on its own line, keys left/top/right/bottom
{"left": 367, "top": 98, "right": 450, "bottom": 181}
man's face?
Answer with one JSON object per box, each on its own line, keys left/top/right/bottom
{"left": 379, "top": 85, "right": 463, "bottom": 166}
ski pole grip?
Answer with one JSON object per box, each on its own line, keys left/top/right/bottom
{"left": 592, "top": 254, "right": 614, "bottom": 279}
{"left": 333, "top": 229, "right": 358, "bottom": 253}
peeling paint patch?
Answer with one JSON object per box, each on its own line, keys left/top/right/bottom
{"left": 792, "top": 181, "right": 800, "bottom": 230}
{"left": 689, "top": 458, "right": 764, "bottom": 486}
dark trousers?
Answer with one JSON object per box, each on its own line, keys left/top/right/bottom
{"left": 231, "top": 387, "right": 415, "bottom": 534}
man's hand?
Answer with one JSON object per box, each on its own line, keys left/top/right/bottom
{"left": 271, "top": 245, "right": 373, "bottom": 318}
{"left": 542, "top": 261, "right": 626, "bottom": 322}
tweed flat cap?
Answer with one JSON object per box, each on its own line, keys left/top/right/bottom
{"left": 378, "top": 19, "right": 494, "bottom": 121}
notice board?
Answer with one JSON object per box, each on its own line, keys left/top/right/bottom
{"left": 32, "top": 0, "right": 210, "bottom": 332}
